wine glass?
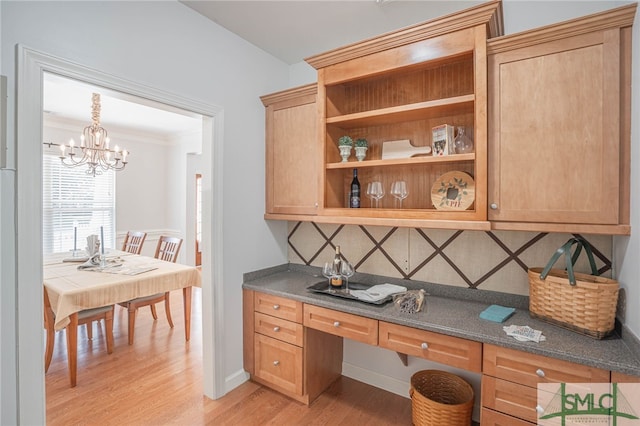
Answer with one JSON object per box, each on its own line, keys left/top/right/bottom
{"left": 322, "top": 262, "right": 336, "bottom": 290}
{"left": 366, "top": 183, "right": 375, "bottom": 208}
{"left": 391, "top": 181, "right": 408, "bottom": 208}
{"left": 369, "top": 181, "right": 384, "bottom": 208}
{"left": 340, "top": 261, "right": 354, "bottom": 291}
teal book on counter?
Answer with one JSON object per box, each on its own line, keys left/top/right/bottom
{"left": 480, "top": 305, "right": 516, "bottom": 323}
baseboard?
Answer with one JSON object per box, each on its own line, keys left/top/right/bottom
{"left": 341, "top": 361, "right": 411, "bottom": 399}
{"left": 225, "top": 369, "right": 250, "bottom": 395}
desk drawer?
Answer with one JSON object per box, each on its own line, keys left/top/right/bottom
{"left": 303, "top": 304, "right": 378, "bottom": 345}
{"left": 483, "top": 344, "right": 610, "bottom": 387}
{"left": 254, "top": 293, "right": 302, "bottom": 323}
{"left": 254, "top": 312, "right": 303, "bottom": 347}
{"left": 482, "top": 375, "right": 538, "bottom": 423}
{"left": 481, "top": 408, "right": 534, "bottom": 426}
{"left": 254, "top": 334, "right": 303, "bottom": 396}
{"left": 379, "top": 321, "right": 482, "bottom": 372}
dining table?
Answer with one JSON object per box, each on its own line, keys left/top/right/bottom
{"left": 43, "top": 250, "right": 201, "bottom": 387}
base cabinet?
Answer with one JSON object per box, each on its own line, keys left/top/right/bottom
{"left": 243, "top": 290, "right": 342, "bottom": 405}
{"left": 482, "top": 344, "right": 610, "bottom": 424}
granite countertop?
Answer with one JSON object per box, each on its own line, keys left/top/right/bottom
{"left": 243, "top": 264, "right": 640, "bottom": 377}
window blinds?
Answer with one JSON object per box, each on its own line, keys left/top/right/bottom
{"left": 42, "top": 155, "right": 115, "bottom": 255}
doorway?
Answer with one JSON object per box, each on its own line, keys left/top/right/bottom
{"left": 17, "top": 45, "right": 225, "bottom": 424}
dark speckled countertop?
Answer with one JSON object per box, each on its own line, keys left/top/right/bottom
{"left": 243, "top": 264, "right": 640, "bottom": 377}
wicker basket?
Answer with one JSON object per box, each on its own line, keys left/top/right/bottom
{"left": 528, "top": 267, "right": 619, "bottom": 339}
{"left": 410, "top": 370, "right": 474, "bottom": 426}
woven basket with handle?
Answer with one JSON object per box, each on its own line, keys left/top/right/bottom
{"left": 528, "top": 237, "right": 619, "bottom": 339}
{"left": 410, "top": 370, "right": 474, "bottom": 426}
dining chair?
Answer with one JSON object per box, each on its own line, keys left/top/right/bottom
{"left": 121, "top": 231, "right": 147, "bottom": 255}
{"left": 44, "top": 288, "right": 114, "bottom": 375}
{"left": 118, "top": 236, "right": 183, "bottom": 345}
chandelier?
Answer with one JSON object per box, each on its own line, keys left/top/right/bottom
{"left": 44, "top": 93, "right": 129, "bottom": 176}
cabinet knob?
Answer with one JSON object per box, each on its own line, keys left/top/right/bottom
{"left": 490, "top": 203, "right": 498, "bottom": 210}
{"left": 536, "top": 368, "right": 545, "bottom": 378}
{"left": 421, "top": 342, "right": 429, "bottom": 350}
{"left": 273, "top": 326, "right": 280, "bottom": 332}
{"left": 273, "top": 360, "right": 280, "bottom": 366}
{"left": 333, "top": 321, "right": 340, "bottom": 327}
{"left": 273, "top": 304, "right": 280, "bottom": 310}
{"left": 536, "top": 405, "right": 544, "bottom": 415}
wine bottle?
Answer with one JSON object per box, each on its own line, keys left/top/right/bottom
{"left": 331, "top": 246, "right": 343, "bottom": 287}
{"left": 349, "top": 168, "right": 360, "bottom": 208}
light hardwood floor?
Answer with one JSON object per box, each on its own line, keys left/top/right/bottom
{"left": 45, "top": 287, "right": 413, "bottom": 425}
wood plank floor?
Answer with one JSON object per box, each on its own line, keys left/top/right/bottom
{"left": 46, "top": 287, "right": 413, "bottom": 425}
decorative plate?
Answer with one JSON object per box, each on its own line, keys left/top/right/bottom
{"left": 431, "top": 171, "right": 475, "bottom": 210}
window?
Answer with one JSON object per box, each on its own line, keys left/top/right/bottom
{"left": 42, "top": 154, "right": 115, "bottom": 255}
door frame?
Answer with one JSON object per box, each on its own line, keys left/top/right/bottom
{"left": 16, "top": 45, "right": 226, "bottom": 424}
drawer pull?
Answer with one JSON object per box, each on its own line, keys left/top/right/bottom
{"left": 333, "top": 321, "right": 341, "bottom": 327}
{"left": 536, "top": 368, "right": 545, "bottom": 378}
{"left": 536, "top": 405, "right": 544, "bottom": 415}
{"left": 273, "top": 326, "right": 280, "bottom": 332}
{"left": 421, "top": 342, "right": 429, "bottom": 350}
{"left": 273, "top": 304, "right": 280, "bottom": 310}
{"left": 273, "top": 360, "right": 280, "bottom": 366}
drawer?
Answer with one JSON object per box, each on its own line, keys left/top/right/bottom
{"left": 379, "top": 321, "right": 482, "bottom": 372}
{"left": 254, "top": 312, "right": 304, "bottom": 347}
{"left": 482, "top": 375, "right": 539, "bottom": 423}
{"left": 303, "top": 304, "right": 378, "bottom": 345}
{"left": 483, "top": 344, "right": 610, "bottom": 387}
{"left": 481, "top": 407, "right": 535, "bottom": 426}
{"left": 611, "top": 371, "right": 640, "bottom": 383}
{"left": 254, "top": 292, "right": 303, "bottom": 323}
{"left": 254, "top": 333, "right": 303, "bottom": 396}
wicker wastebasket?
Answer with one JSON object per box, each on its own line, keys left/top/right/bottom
{"left": 410, "top": 370, "right": 474, "bottom": 426}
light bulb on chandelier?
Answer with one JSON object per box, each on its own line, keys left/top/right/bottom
{"left": 44, "top": 93, "right": 130, "bottom": 176}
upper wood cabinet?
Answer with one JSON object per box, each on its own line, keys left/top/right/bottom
{"left": 302, "top": 1, "right": 503, "bottom": 230}
{"left": 261, "top": 84, "right": 318, "bottom": 217}
{"left": 487, "top": 5, "right": 636, "bottom": 235}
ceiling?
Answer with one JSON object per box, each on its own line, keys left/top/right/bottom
{"left": 180, "top": 1, "right": 482, "bottom": 65}
{"left": 45, "top": 1, "right": 483, "bottom": 136}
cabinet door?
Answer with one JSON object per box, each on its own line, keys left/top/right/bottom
{"left": 254, "top": 334, "right": 303, "bottom": 396}
{"left": 262, "top": 84, "right": 318, "bottom": 215}
{"left": 488, "top": 28, "right": 625, "bottom": 227}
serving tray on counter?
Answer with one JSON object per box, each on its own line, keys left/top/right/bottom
{"left": 307, "top": 280, "right": 394, "bottom": 305}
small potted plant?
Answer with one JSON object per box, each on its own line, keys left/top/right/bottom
{"left": 354, "top": 138, "right": 368, "bottom": 161}
{"left": 338, "top": 136, "right": 353, "bottom": 162}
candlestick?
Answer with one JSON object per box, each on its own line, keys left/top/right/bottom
{"left": 73, "top": 226, "right": 77, "bottom": 253}
{"left": 100, "top": 226, "right": 105, "bottom": 255}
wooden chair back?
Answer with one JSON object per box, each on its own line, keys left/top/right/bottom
{"left": 154, "top": 236, "right": 183, "bottom": 263}
{"left": 122, "top": 231, "right": 147, "bottom": 255}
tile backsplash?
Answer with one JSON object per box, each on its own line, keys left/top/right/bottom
{"left": 288, "top": 222, "right": 613, "bottom": 296}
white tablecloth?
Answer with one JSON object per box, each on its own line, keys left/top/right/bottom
{"left": 44, "top": 251, "right": 201, "bottom": 330}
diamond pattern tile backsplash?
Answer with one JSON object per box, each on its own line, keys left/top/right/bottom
{"left": 288, "top": 222, "right": 613, "bottom": 296}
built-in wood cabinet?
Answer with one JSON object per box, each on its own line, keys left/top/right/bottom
{"left": 304, "top": 2, "right": 503, "bottom": 230}
{"left": 243, "top": 290, "right": 342, "bottom": 405}
{"left": 261, "top": 84, "right": 318, "bottom": 217}
{"left": 481, "top": 344, "right": 610, "bottom": 424}
{"left": 487, "top": 5, "right": 636, "bottom": 235}
{"left": 378, "top": 321, "right": 482, "bottom": 372}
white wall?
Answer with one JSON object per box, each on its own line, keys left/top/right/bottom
{"left": 1, "top": 1, "right": 290, "bottom": 424}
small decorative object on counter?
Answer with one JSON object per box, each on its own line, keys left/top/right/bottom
{"left": 393, "top": 289, "right": 427, "bottom": 313}
{"left": 453, "top": 126, "right": 474, "bottom": 154}
{"left": 331, "top": 246, "right": 343, "bottom": 287}
{"left": 354, "top": 138, "right": 368, "bottom": 161}
{"left": 431, "top": 124, "right": 454, "bottom": 156}
{"left": 338, "top": 135, "right": 353, "bottom": 162}
{"left": 349, "top": 168, "right": 360, "bottom": 208}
